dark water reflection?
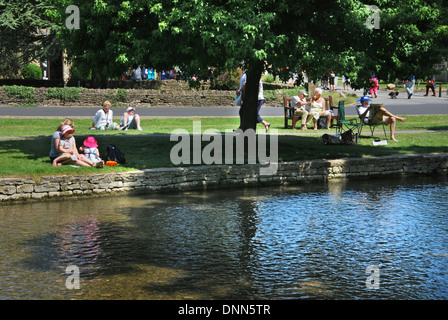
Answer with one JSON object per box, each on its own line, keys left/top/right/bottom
{"left": 1, "top": 175, "right": 447, "bottom": 299}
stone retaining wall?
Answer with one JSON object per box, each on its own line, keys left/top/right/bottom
{"left": 1, "top": 153, "right": 447, "bottom": 203}
{"left": 0, "top": 86, "right": 236, "bottom": 107}
{"left": 0, "top": 79, "right": 287, "bottom": 107}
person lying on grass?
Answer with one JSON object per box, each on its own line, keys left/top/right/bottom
{"left": 52, "top": 125, "right": 103, "bottom": 167}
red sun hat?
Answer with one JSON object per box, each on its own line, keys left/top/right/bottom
{"left": 61, "top": 125, "right": 75, "bottom": 135}
{"left": 83, "top": 136, "right": 98, "bottom": 148}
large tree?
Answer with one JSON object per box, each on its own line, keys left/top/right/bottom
{"left": 0, "top": 0, "right": 60, "bottom": 77}
{"left": 49, "top": 0, "right": 447, "bottom": 129}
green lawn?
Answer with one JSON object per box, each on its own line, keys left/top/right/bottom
{"left": 0, "top": 116, "right": 447, "bottom": 179}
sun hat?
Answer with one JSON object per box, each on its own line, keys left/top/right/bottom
{"left": 357, "top": 95, "right": 372, "bottom": 103}
{"left": 298, "top": 90, "right": 308, "bottom": 96}
{"left": 61, "top": 125, "right": 75, "bottom": 135}
{"left": 126, "top": 106, "right": 135, "bottom": 112}
{"left": 83, "top": 136, "right": 98, "bottom": 148}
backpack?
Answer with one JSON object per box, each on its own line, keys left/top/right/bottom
{"left": 103, "top": 144, "right": 126, "bottom": 164}
{"left": 341, "top": 129, "right": 355, "bottom": 145}
{"left": 322, "top": 134, "right": 342, "bottom": 145}
{"left": 317, "top": 116, "right": 328, "bottom": 129}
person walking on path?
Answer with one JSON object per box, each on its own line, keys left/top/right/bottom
{"left": 256, "top": 78, "right": 270, "bottom": 132}
{"left": 404, "top": 75, "right": 415, "bottom": 99}
{"left": 424, "top": 76, "right": 436, "bottom": 96}
{"left": 369, "top": 75, "right": 379, "bottom": 98}
{"left": 235, "top": 68, "right": 247, "bottom": 130}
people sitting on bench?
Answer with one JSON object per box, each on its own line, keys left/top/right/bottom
{"left": 310, "top": 88, "right": 332, "bottom": 130}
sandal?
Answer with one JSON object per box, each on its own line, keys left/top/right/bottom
{"left": 265, "top": 123, "right": 271, "bottom": 133}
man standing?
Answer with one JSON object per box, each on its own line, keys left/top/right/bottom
{"left": 291, "top": 89, "right": 311, "bottom": 130}
{"left": 404, "top": 75, "right": 415, "bottom": 99}
{"left": 235, "top": 68, "right": 247, "bottom": 130}
{"left": 424, "top": 75, "right": 436, "bottom": 96}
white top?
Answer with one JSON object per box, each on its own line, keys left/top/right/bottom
{"left": 92, "top": 109, "right": 114, "bottom": 129}
{"left": 291, "top": 95, "right": 309, "bottom": 111}
{"left": 83, "top": 147, "right": 101, "bottom": 162}
{"left": 120, "top": 114, "right": 134, "bottom": 126}
{"left": 258, "top": 79, "right": 264, "bottom": 100}
{"left": 358, "top": 106, "right": 371, "bottom": 124}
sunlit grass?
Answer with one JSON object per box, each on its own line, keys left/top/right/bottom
{"left": 0, "top": 116, "right": 447, "bottom": 178}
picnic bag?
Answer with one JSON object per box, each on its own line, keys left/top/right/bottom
{"left": 317, "top": 116, "right": 327, "bottom": 129}
{"left": 322, "top": 134, "right": 341, "bottom": 145}
{"left": 103, "top": 144, "right": 126, "bottom": 164}
{"left": 341, "top": 129, "right": 355, "bottom": 145}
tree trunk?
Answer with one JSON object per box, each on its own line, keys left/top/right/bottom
{"left": 240, "top": 60, "right": 264, "bottom": 131}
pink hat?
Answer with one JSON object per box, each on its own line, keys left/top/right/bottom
{"left": 61, "top": 125, "right": 75, "bottom": 135}
{"left": 83, "top": 136, "right": 98, "bottom": 148}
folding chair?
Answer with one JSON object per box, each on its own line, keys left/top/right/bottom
{"left": 355, "top": 103, "right": 388, "bottom": 139}
{"left": 335, "top": 101, "right": 363, "bottom": 136}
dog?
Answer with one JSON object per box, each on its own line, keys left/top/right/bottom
{"left": 389, "top": 91, "right": 399, "bottom": 99}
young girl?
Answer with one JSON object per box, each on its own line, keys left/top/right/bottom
{"left": 79, "top": 136, "right": 104, "bottom": 168}
{"left": 52, "top": 125, "right": 97, "bottom": 167}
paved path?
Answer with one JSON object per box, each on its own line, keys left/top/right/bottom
{"left": 0, "top": 86, "right": 447, "bottom": 118}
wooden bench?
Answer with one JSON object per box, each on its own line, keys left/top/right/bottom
{"left": 283, "top": 95, "right": 340, "bottom": 129}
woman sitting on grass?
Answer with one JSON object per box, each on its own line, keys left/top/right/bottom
{"left": 52, "top": 125, "right": 102, "bottom": 167}
{"left": 49, "top": 118, "right": 73, "bottom": 164}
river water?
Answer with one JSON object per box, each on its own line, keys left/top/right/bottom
{"left": 0, "top": 175, "right": 447, "bottom": 300}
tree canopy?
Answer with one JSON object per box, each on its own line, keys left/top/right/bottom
{"left": 3, "top": 0, "right": 447, "bottom": 129}
{"left": 0, "top": 0, "right": 60, "bottom": 77}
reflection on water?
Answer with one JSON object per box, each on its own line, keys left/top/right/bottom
{"left": 0, "top": 175, "right": 447, "bottom": 299}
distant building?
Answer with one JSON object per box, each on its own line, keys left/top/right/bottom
{"left": 434, "top": 58, "right": 447, "bottom": 82}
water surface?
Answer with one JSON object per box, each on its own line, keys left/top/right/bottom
{"left": 1, "top": 175, "right": 447, "bottom": 299}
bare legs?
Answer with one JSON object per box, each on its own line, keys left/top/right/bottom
{"left": 378, "top": 107, "right": 406, "bottom": 142}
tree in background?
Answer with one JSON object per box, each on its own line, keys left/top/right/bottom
{"left": 0, "top": 0, "right": 60, "bottom": 78}
{"left": 47, "top": 0, "right": 447, "bottom": 129}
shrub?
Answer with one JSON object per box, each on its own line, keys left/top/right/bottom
{"left": 2, "top": 85, "right": 36, "bottom": 103}
{"left": 210, "top": 68, "right": 242, "bottom": 90}
{"left": 107, "top": 88, "right": 128, "bottom": 102}
{"left": 46, "top": 87, "right": 83, "bottom": 102}
{"left": 21, "top": 64, "right": 42, "bottom": 80}
{"left": 263, "top": 74, "right": 275, "bottom": 83}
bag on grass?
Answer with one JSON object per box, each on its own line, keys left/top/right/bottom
{"left": 317, "top": 116, "right": 327, "bottom": 129}
{"left": 103, "top": 144, "right": 126, "bottom": 164}
{"left": 341, "top": 129, "right": 355, "bottom": 145}
{"left": 322, "top": 134, "right": 341, "bottom": 145}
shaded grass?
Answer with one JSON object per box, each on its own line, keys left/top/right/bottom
{"left": 1, "top": 130, "right": 447, "bottom": 179}
{"left": 1, "top": 114, "right": 447, "bottom": 137}
{"left": 1, "top": 115, "right": 447, "bottom": 178}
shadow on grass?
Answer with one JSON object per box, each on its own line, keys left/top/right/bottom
{"left": 1, "top": 132, "right": 448, "bottom": 177}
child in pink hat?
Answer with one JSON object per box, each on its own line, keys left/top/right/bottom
{"left": 52, "top": 126, "right": 102, "bottom": 167}
{"left": 79, "top": 136, "right": 104, "bottom": 168}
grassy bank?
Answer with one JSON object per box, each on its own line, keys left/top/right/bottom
{"left": 1, "top": 116, "right": 447, "bottom": 179}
